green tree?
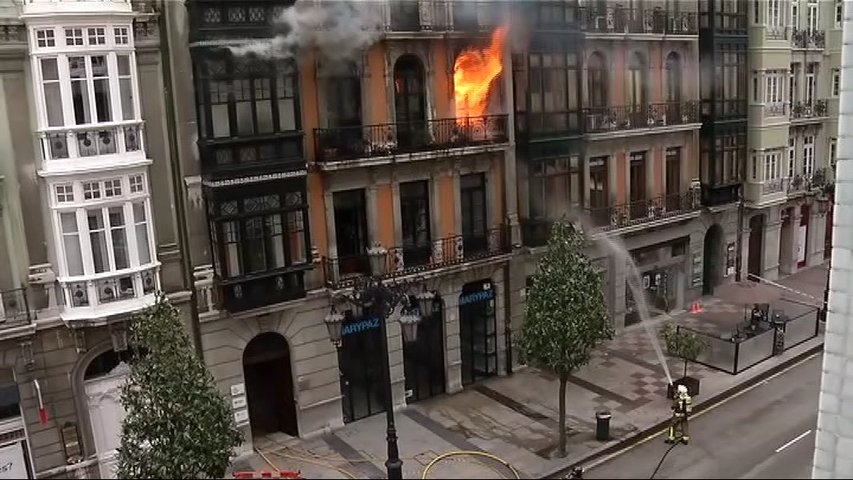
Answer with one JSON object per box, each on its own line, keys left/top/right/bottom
{"left": 660, "top": 322, "right": 706, "bottom": 379}
{"left": 518, "top": 221, "right": 614, "bottom": 457}
{"left": 117, "top": 295, "right": 242, "bottom": 479}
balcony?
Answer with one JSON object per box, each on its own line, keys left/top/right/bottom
{"left": 790, "top": 100, "right": 828, "bottom": 123}
{"left": 788, "top": 169, "right": 829, "bottom": 197}
{"left": 314, "top": 115, "right": 509, "bottom": 167}
{"left": 0, "top": 288, "right": 32, "bottom": 329}
{"left": 218, "top": 266, "right": 309, "bottom": 313}
{"left": 791, "top": 29, "right": 826, "bottom": 49}
{"left": 701, "top": 182, "right": 741, "bottom": 207}
{"left": 386, "top": 0, "right": 502, "bottom": 34}
{"left": 763, "top": 103, "right": 787, "bottom": 118}
{"left": 39, "top": 122, "right": 145, "bottom": 162}
{"left": 59, "top": 265, "right": 159, "bottom": 322}
{"left": 190, "top": 1, "right": 289, "bottom": 42}
{"left": 322, "top": 226, "right": 510, "bottom": 289}
{"left": 583, "top": 101, "right": 699, "bottom": 136}
{"left": 703, "top": 99, "right": 749, "bottom": 120}
{"left": 585, "top": 192, "right": 701, "bottom": 233}
{"left": 515, "top": 111, "right": 582, "bottom": 139}
{"left": 579, "top": 7, "right": 698, "bottom": 35}
{"left": 199, "top": 133, "right": 306, "bottom": 180}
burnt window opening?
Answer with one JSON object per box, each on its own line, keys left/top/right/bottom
{"left": 196, "top": 54, "right": 300, "bottom": 140}
{"left": 393, "top": 55, "right": 427, "bottom": 148}
{"left": 529, "top": 155, "right": 583, "bottom": 222}
{"left": 323, "top": 61, "right": 362, "bottom": 129}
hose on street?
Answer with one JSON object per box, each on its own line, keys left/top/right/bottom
{"left": 420, "top": 450, "right": 521, "bottom": 479}
{"left": 256, "top": 447, "right": 359, "bottom": 479}
{"left": 649, "top": 441, "right": 680, "bottom": 479}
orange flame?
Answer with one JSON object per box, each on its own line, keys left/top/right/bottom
{"left": 453, "top": 26, "right": 508, "bottom": 122}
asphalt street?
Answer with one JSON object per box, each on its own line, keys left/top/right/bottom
{"left": 583, "top": 354, "right": 822, "bottom": 479}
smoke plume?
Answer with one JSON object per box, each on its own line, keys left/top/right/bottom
{"left": 229, "top": 0, "right": 384, "bottom": 66}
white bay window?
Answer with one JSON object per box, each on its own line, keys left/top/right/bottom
{"left": 30, "top": 24, "right": 144, "bottom": 163}
{"left": 51, "top": 173, "right": 159, "bottom": 311}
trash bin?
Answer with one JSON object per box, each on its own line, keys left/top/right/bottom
{"left": 595, "top": 411, "right": 611, "bottom": 441}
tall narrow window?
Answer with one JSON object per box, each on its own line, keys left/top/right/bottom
{"left": 87, "top": 210, "right": 109, "bottom": 273}
{"left": 665, "top": 52, "right": 682, "bottom": 103}
{"left": 627, "top": 52, "right": 646, "bottom": 109}
{"left": 788, "top": 137, "right": 796, "bottom": 178}
{"left": 400, "top": 181, "right": 431, "bottom": 266}
{"left": 587, "top": 52, "right": 607, "bottom": 108}
{"left": 41, "top": 58, "right": 63, "bottom": 127}
{"left": 588, "top": 156, "right": 608, "bottom": 226}
{"left": 133, "top": 203, "right": 151, "bottom": 265}
{"left": 807, "top": 2, "right": 818, "bottom": 31}
{"left": 91, "top": 56, "right": 112, "bottom": 122}
{"left": 803, "top": 136, "right": 815, "bottom": 177}
{"left": 792, "top": 1, "right": 799, "bottom": 28}
{"left": 108, "top": 207, "right": 129, "bottom": 270}
{"left": 836, "top": 0, "right": 843, "bottom": 27}
{"left": 69, "top": 56, "right": 92, "bottom": 125}
{"left": 830, "top": 138, "right": 838, "bottom": 167}
{"left": 393, "top": 55, "right": 427, "bottom": 148}
{"left": 805, "top": 63, "right": 816, "bottom": 105}
{"left": 833, "top": 69, "right": 841, "bottom": 96}
{"left": 117, "top": 55, "right": 135, "bottom": 120}
{"left": 61, "top": 213, "right": 84, "bottom": 276}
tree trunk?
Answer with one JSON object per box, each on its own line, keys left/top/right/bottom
{"left": 558, "top": 372, "right": 568, "bottom": 457}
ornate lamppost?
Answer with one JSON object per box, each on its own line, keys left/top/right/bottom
{"left": 323, "top": 245, "right": 436, "bottom": 480}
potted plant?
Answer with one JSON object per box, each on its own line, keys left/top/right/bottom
{"left": 660, "top": 322, "right": 706, "bottom": 398}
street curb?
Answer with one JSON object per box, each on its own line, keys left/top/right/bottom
{"left": 539, "top": 342, "right": 825, "bottom": 479}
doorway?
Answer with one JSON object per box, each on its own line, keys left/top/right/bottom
{"left": 403, "top": 297, "right": 446, "bottom": 403}
{"left": 748, "top": 214, "right": 765, "bottom": 280}
{"left": 703, "top": 224, "right": 723, "bottom": 294}
{"left": 333, "top": 189, "right": 369, "bottom": 277}
{"left": 459, "top": 280, "right": 498, "bottom": 386}
{"left": 243, "top": 333, "right": 298, "bottom": 437}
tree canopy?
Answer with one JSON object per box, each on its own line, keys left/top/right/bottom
{"left": 117, "top": 295, "right": 242, "bottom": 479}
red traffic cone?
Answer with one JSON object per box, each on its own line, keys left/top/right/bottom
{"left": 690, "top": 302, "right": 703, "bottom": 314}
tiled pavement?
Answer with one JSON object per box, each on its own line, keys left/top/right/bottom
{"left": 233, "top": 265, "right": 827, "bottom": 479}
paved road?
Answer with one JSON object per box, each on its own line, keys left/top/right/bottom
{"left": 583, "top": 354, "right": 821, "bottom": 479}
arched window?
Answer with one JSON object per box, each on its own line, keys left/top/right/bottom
{"left": 628, "top": 52, "right": 646, "bottom": 108}
{"left": 665, "top": 52, "right": 682, "bottom": 103}
{"left": 588, "top": 52, "right": 607, "bottom": 108}
{"left": 393, "top": 55, "right": 427, "bottom": 148}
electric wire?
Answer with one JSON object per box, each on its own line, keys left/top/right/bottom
{"left": 420, "top": 450, "right": 521, "bottom": 479}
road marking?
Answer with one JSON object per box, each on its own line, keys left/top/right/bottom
{"left": 775, "top": 430, "right": 812, "bottom": 453}
{"left": 582, "top": 352, "right": 821, "bottom": 472}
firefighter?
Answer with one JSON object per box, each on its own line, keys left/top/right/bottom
{"left": 666, "top": 384, "right": 692, "bottom": 444}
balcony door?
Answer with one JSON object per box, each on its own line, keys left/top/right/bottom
{"left": 461, "top": 173, "right": 488, "bottom": 255}
{"left": 589, "top": 156, "right": 609, "bottom": 227}
{"left": 628, "top": 53, "right": 647, "bottom": 125}
{"left": 394, "top": 55, "right": 427, "bottom": 149}
{"left": 665, "top": 52, "right": 682, "bottom": 121}
{"left": 400, "top": 181, "right": 432, "bottom": 267}
{"left": 390, "top": 0, "right": 420, "bottom": 31}
{"left": 629, "top": 152, "right": 647, "bottom": 219}
{"left": 333, "top": 189, "right": 369, "bottom": 277}
{"left": 665, "top": 147, "right": 682, "bottom": 210}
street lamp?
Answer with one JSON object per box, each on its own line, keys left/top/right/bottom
{"left": 324, "top": 251, "right": 436, "bottom": 480}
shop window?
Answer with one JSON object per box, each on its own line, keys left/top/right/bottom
{"left": 459, "top": 280, "right": 498, "bottom": 386}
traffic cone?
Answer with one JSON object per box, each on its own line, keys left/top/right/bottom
{"left": 690, "top": 302, "right": 703, "bottom": 314}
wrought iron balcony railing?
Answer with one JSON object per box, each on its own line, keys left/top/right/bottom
{"left": 763, "top": 103, "right": 787, "bottom": 117}
{"left": 314, "top": 115, "right": 508, "bottom": 164}
{"left": 792, "top": 28, "right": 826, "bottom": 49}
{"left": 322, "top": 226, "right": 510, "bottom": 289}
{"left": 790, "top": 100, "right": 828, "bottom": 120}
{"left": 584, "top": 192, "right": 700, "bottom": 231}
{"left": 0, "top": 288, "right": 32, "bottom": 328}
{"left": 582, "top": 101, "right": 699, "bottom": 134}
{"left": 578, "top": 7, "right": 698, "bottom": 35}
{"left": 39, "top": 121, "right": 144, "bottom": 161}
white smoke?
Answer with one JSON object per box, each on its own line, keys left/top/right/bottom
{"left": 229, "top": 0, "right": 384, "bottom": 66}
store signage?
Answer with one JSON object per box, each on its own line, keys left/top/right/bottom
{"left": 341, "top": 317, "right": 380, "bottom": 337}
{"left": 0, "top": 442, "right": 28, "bottom": 479}
{"left": 459, "top": 288, "right": 495, "bottom": 306}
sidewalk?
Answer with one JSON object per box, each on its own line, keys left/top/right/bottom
{"left": 232, "top": 265, "right": 827, "bottom": 479}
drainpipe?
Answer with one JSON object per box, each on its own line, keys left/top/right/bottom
{"left": 503, "top": 263, "right": 513, "bottom": 375}
{"left": 157, "top": 0, "right": 203, "bottom": 359}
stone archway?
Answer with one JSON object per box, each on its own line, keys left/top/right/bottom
{"left": 703, "top": 224, "right": 724, "bottom": 295}
{"left": 242, "top": 332, "right": 298, "bottom": 437}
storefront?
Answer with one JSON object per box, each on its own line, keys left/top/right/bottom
{"left": 0, "top": 380, "right": 31, "bottom": 479}
{"left": 459, "top": 280, "right": 498, "bottom": 386}
{"left": 403, "top": 297, "right": 446, "bottom": 403}
{"left": 625, "top": 238, "right": 687, "bottom": 326}
{"left": 338, "top": 311, "right": 385, "bottom": 423}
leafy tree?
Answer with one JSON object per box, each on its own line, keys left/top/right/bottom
{"left": 518, "top": 221, "right": 614, "bottom": 457}
{"left": 660, "top": 322, "right": 706, "bottom": 379}
{"left": 117, "top": 295, "right": 242, "bottom": 479}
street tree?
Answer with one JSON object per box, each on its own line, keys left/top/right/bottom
{"left": 660, "top": 321, "right": 706, "bottom": 380}
{"left": 117, "top": 295, "right": 242, "bottom": 479}
{"left": 518, "top": 220, "right": 614, "bottom": 457}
